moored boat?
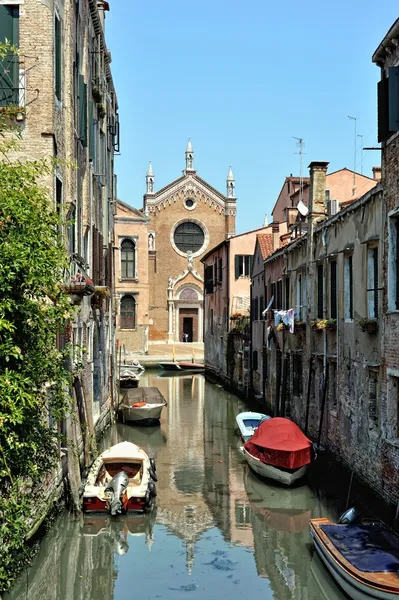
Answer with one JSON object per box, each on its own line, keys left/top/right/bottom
{"left": 158, "top": 362, "right": 182, "bottom": 371}
{"left": 178, "top": 361, "right": 205, "bottom": 372}
{"left": 236, "top": 411, "right": 270, "bottom": 442}
{"left": 243, "top": 417, "right": 313, "bottom": 486}
{"left": 118, "top": 387, "right": 167, "bottom": 425}
{"left": 83, "top": 441, "right": 157, "bottom": 514}
{"left": 119, "top": 368, "right": 141, "bottom": 388}
{"left": 310, "top": 514, "right": 399, "bottom": 600}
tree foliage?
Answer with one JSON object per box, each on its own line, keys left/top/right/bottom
{"left": 0, "top": 42, "right": 73, "bottom": 591}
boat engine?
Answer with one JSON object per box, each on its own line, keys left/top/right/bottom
{"left": 105, "top": 471, "right": 129, "bottom": 516}
{"left": 338, "top": 507, "right": 361, "bottom": 525}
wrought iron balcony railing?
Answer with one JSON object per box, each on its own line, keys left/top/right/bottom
{"left": 0, "top": 54, "right": 25, "bottom": 107}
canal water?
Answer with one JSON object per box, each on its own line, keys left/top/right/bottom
{"left": 6, "top": 372, "right": 353, "bottom": 600}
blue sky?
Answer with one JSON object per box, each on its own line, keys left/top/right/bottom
{"left": 105, "top": 1, "right": 397, "bottom": 233}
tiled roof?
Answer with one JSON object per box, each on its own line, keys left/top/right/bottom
{"left": 257, "top": 234, "right": 273, "bottom": 259}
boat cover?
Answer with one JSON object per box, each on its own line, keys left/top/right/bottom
{"left": 122, "top": 387, "right": 166, "bottom": 406}
{"left": 244, "top": 417, "right": 312, "bottom": 469}
{"left": 320, "top": 523, "right": 399, "bottom": 573}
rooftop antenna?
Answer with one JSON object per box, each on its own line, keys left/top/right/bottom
{"left": 357, "top": 134, "right": 363, "bottom": 174}
{"left": 348, "top": 116, "right": 357, "bottom": 195}
{"left": 293, "top": 137, "right": 306, "bottom": 206}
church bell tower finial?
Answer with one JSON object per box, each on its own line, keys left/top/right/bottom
{"left": 185, "top": 138, "right": 194, "bottom": 172}
{"left": 146, "top": 161, "right": 154, "bottom": 194}
{"left": 226, "top": 166, "right": 235, "bottom": 198}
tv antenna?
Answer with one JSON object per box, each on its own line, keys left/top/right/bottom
{"left": 293, "top": 137, "right": 306, "bottom": 205}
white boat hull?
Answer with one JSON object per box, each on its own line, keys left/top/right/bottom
{"left": 311, "top": 530, "right": 398, "bottom": 600}
{"left": 121, "top": 403, "right": 165, "bottom": 424}
{"left": 243, "top": 447, "right": 308, "bottom": 486}
{"left": 236, "top": 411, "right": 269, "bottom": 442}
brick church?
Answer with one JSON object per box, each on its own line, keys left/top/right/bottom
{"left": 114, "top": 140, "right": 236, "bottom": 350}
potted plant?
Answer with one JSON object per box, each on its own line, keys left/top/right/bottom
{"left": 92, "top": 85, "right": 103, "bottom": 103}
{"left": 359, "top": 318, "right": 378, "bottom": 333}
{"left": 311, "top": 319, "right": 327, "bottom": 331}
{"left": 326, "top": 318, "right": 337, "bottom": 331}
{"left": 276, "top": 322, "right": 289, "bottom": 331}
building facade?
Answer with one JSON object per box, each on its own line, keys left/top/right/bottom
{"left": 372, "top": 18, "right": 399, "bottom": 503}
{"left": 143, "top": 141, "right": 236, "bottom": 343}
{"left": 114, "top": 200, "right": 150, "bottom": 354}
{"left": 201, "top": 226, "right": 273, "bottom": 387}
{"left": 0, "top": 0, "right": 119, "bottom": 501}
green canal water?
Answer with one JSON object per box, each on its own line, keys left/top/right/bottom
{"left": 6, "top": 372, "right": 353, "bottom": 600}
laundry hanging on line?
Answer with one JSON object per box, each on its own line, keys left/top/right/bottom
{"left": 274, "top": 309, "right": 296, "bottom": 333}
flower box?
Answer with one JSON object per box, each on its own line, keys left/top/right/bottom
{"left": 294, "top": 322, "right": 306, "bottom": 331}
{"left": 359, "top": 319, "right": 378, "bottom": 333}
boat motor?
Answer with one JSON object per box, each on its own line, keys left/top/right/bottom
{"left": 338, "top": 507, "right": 361, "bottom": 525}
{"left": 105, "top": 471, "right": 129, "bottom": 516}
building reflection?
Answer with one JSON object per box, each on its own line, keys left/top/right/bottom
{"left": 5, "top": 510, "right": 156, "bottom": 600}
{"left": 137, "top": 372, "right": 214, "bottom": 574}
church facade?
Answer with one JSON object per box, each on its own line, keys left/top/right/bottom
{"left": 114, "top": 140, "right": 236, "bottom": 351}
{"left": 145, "top": 141, "right": 236, "bottom": 343}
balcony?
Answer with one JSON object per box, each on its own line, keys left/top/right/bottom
{"left": 0, "top": 54, "right": 25, "bottom": 108}
{"left": 64, "top": 255, "right": 94, "bottom": 299}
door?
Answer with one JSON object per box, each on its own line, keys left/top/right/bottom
{"left": 183, "top": 318, "right": 193, "bottom": 342}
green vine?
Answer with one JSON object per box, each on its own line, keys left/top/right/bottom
{"left": 0, "top": 41, "right": 73, "bottom": 592}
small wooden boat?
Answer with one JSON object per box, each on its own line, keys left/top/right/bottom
{"left": 83, "top": 441, "right": 157, "bottom": 514}
{"left": 118, "top": 387, "right": 167, "bottom": 425}
{"left": 119, "top": 368, "right": 140, "bottom": 388}
{"left": 243, "top": 417, "right": 313, "bottom": 486}
{"left": 310, "top": 516, "right": 399, "bottom": 599}
{"left": 178, "top": 361, "right": 205, "bottom": 372}
{"left": 158, "top": 362, "right": 182, "bottom": 371}
{"left": 236, "top": 411, "right": 270, "bottom": 442}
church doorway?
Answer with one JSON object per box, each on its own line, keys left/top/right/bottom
{"left": 183, "top": 317, "right": 193, "bottom": 342}
{"left": 179, "top": 307, "right": 198, "bottom": 342}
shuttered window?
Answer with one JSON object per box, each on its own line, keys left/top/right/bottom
{"left": 344, "top": 255, "right": 353, "bottom": 320}
{"left": 254, "top": 297, "right": 259, "bottom": 321}
{"left": 79, "top": 74, "right": 87, "bottom": 147}
{"left": 270, "top": 282, "right": 276, "bottom": 310}
{"left": 259, "top": 295, "right": 264, "bottom": 317}
{"left": 218, "top": 258, "right": 223, "bottom": 284}
{"left": 235, "top": 255, "right": 253, "bottom": 279}
{"left": 317, "top": 264, "right": 324, "bottom": 319}
{"left": 253, "top": 350, "right": 258, "bottom": 371}
{"left": 121, "top": 239, "right": 136, "bottom": 279}
{"left": 368, "top": 369, "right": 379, "bottom": 428}
{"left": 284, "top": 277, "right": 290, "bottom": 309}
{"left": 0, "top": 5, "right": 19, "bottom": 106}
{"left": 55, "top": 14, "right": 62, "bottom": 101}
{"left": 205, "top": 264, "right": 214, "bottom": 294}
{"left": 276, "top": 280, "right": 282, "bottom": 310}
{"left": 367, "top": 246, "right": 379, "bottom": 319}
{"left": 120, "top": 295, "right": 136, "bottom": 330}
{"left": 377, "top": 68, "right": 399, "bottom": 143}
{"left": 330, "top": 261, "right": 337, "bottom": 319}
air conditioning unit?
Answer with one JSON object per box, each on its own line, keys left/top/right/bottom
{"left": 327, "top": 199, "right": 340, "bottom": 216}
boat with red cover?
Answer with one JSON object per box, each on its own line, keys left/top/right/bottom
{"left": 243, "top": 417, "right": 313, "bottom": 486}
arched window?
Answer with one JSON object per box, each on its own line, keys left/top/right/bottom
{"left": 179, "top": 288, "right": 198, "bottom": 300}
{"left": 120, "top": 295, "right": 136, "bottom": 329}
{"left": 121, "top": 239, "right": 136, "bottom": 279}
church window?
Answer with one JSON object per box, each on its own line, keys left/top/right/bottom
{"left": 120, "top": 295, "right": 136, "bottom": 329}
{"left": 121, "top": 239, "right": 136, "bottom": 279}
{"left": 174, "top": 222, "right": 204, "bottom": 254}
{"left": 185, "top": 198, "right": 194, "bottom": 208}
{"left": 180, "top": 288, "right": 198, "bottom": 300}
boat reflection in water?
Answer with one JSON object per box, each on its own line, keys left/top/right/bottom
{"left": 7, "top": 371, "right": 354, "bottom": 600}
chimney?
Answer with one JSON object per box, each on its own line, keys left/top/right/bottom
{"left": 372, "top": 166, "right": 381, "bottom": 181}
{"left": 272, "top": 223, "right": 280, "bottom": 251}
{"left": 308, "top": 161, "right": 329, "bottom": 223}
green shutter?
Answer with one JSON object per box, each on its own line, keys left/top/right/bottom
{"left": 235, "top": 255, "right": 240, "bottom": 279}
{"left": 389, "top": 67, "right": 399, "bottom": 133}
{"left": 55, "top": 15, "right": 62, "bottom": 100}
{"left": 79, "top": 74, "right": 87, "bottom": 147}
{"left": 0, "top": 6, "right": 19, "bottom": 106}
{"left": 89, "top": 99, "right": 94, "bottom": 159}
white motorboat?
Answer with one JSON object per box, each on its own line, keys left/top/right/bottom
{"left": 119, "top": 368, "right": 141, "bottom": 388}
{"left": 119, "top": 387, "right": 167, "bottom": 425}
{"left": 82, "top": 441, "right": 157, "bottom": 514}
{"left": 243, "top": 417, "right": 314, "bottom": 486}
{"left": 235, "top": 411, "right": 270, "bottom": 442}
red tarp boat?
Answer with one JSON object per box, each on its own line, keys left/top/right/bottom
{"left": 243, "top": 417, "right": 313, "bottom": 486}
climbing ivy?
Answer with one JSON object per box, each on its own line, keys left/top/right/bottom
{"left": 0, "top": 43, "right": 73, "bottom": 590}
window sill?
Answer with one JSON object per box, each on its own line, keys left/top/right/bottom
{"left": 119, "top": 278, "right": 138, "bottom": 283}
{"left": 344, "top": 319, "right": 354, "bottom": 324}
{"left": 119, "top": 329, "right": 137, "bottom": 332}
{"left": 386, "top": 310, "right": 399, "bottom": 315}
